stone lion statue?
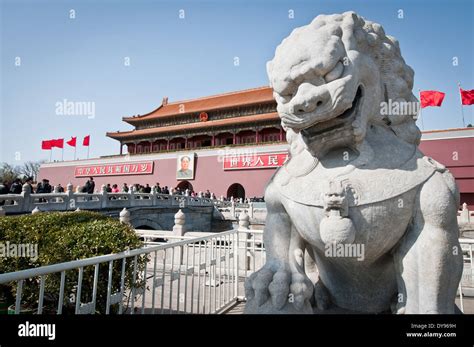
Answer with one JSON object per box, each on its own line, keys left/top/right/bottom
{"left": 244, "top": 12, "right": 463, "bottom": 314}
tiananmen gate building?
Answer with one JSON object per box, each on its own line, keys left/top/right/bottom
{"left": 38, "top": 86, "right": 474, "bottom": 207}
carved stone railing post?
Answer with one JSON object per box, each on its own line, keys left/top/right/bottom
{"left": 100, "top": 184, "right": 108, "bottom": 208}
{"left": 248, "top": 202, "right": 254, "bottom": 219}
{"left": 52, "top": 185, "right": 60, "bottom": 203}
{"left": 21, "top": 183, "right": 31, "bottom": 212}
{"left": 173, "top": 209, "right": 186, "bottom": 236}
{"left": 231, "top": 200, "right": 236, "bottom": 218}
{"left": 129, "top": 186, "right": 135, "bottom": 207}
{"left": 0, "top": 207, "right": 5, "bottom": 217}
{"left": 66, "top": 183, "right": 74, "bottom": 210}
{"left": 459, "top": 202, "right": 470, "bottom": 225}
{"left": 171, "top": 209, "right": 187, "bottom": 265}
{"left": 238, "top": 210, "right": 251, "bottom": 272}
{"left": 238, "top": 210, "right": 250, "bottom": 231}
{"left": 152, "top": 186, "right": 158, "bottom": 206}
{"left": 119, "top": 207, "right": 131, "bottom": 225}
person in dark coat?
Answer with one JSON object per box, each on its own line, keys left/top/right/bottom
{"left": 37, "top": 179, "right": 52, "bottom": 194}
{"left": 36, "top": 180, "right": 44, "bottom": 193}
{"left": 43, "top": 180, "right": 52, "bottom": 193}
{"left": 9, "top": 179, "right": 22, "bottom": 194}
{"left": 0, "top": 182, "right": 8, "bottom": 195}
{"left": 84, "top": 177, "right": 95, "bottom": 194}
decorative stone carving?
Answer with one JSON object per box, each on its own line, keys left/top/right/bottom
{"left": 173, "top": 209, "right": 187, "bottom": 236}
{"left": 238, "top": 210, "right": 250, "bottom": 230}
{"left": 245, "top": 12, "right": 463, "bottom": 314}
{"left": 22, "top": 183, "right": 31, "bottom": 195}
{"left": 459, "top": 202, "right": 470, "bottom": 225}
{"left": 119, "top": 208, "right": 131, "bottom": 224}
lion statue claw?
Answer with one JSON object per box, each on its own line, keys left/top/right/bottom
{"left": 245, "top": 12, "right": 463, "bottom": 314}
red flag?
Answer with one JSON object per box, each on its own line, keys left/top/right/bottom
{"left": 83, "top": 135, "right": 90, "bottom": 146}
{"left": 460, "top": 88, "right": 474, "bottom": 105}
{"left": 51, "top": 139, "right": 64, "bottom": 149}
{"left": 420, "top": 90, "right": 445, "bottom": 108}
{"left": 66, "top": 137, "right": 77, "bottom": 147}
{"left": 41, "top": 140, "right": 52, "bottom": 150}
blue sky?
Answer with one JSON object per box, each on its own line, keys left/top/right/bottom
{"left": 1, "top": 0, "right": 473, "bottom": 164}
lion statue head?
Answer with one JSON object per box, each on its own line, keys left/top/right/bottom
{"left": 267, "top": 11, "right": 420, "bottom": 158}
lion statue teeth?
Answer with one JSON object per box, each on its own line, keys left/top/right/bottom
{"left": 244, "top": 12, "right": 463, "bottom": 314}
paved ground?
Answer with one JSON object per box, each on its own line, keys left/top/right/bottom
{"left": 225, "top": 297, "right": 474, "bottom": 314}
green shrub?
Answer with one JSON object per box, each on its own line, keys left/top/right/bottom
{"left": 0, "top": 211, "right": 146, "bottom": 314}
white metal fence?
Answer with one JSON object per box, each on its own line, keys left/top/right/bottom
{"left": 459, "top": 238, "right": 474, "bottom": 313}
{"left": 0, "top": 229, "right": 265, "bottom": 314}
{"left": 1, "top": 231, "right": 471, "bottom": 314}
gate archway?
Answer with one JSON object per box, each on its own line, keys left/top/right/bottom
{"left": 227, "top": 183, "right": 245, "bottom": 199}
{"left": 176, "top": 180, "right": 193, "bottom": 192}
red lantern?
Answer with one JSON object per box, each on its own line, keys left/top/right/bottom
{"left": 199, "top": 112, "right": 208, "bottom": 122}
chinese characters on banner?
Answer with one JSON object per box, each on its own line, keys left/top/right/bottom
{"left": 75, "top": 161, "right": 154, "bottom": 177}
{"left": 223, "top": 152, "right": 289, "bottom": 170}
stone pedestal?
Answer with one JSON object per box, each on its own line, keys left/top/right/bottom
{"left": 172, "top": 209, "right": 187, "bottom": 236}
{"left": 119, "top": 208, "right": 131, "bottom": 224}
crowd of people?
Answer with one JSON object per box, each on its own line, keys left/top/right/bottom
{"left": 79, "top": 177, "right": 216, "bottom": 198}
{"left": 0, "top": 177, "right": 35, "bottom": 195}
{"left": 0, "top": 176, "right": 264, "bottom": 203}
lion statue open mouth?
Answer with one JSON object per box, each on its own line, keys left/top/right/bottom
{"left": 244, "top": 12, "right": 463, "bottom": 314}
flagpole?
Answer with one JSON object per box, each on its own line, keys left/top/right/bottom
{"left": 74, "top": 146, "right": 77, "bottom": 161}
{"left": 87, "top": 145, "right": 90, "bottom": 159}
{"left": 418, "top": 89, "right": 425, "bottom": 130}
{"left": 49, "top": 149, "right": 52, "bottom": 162}
{"left": 458, "top": 82, "right": 466, "bottom": 127}
{"left": 62, "top": 148, "right": 64, "bottom": 161}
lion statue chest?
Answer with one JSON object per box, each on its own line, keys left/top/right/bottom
{"left": 272, "top": 142, "right": 439, "bottom": 262}
{"left": 282, "top": 191, "right": 417, "bottom": 261}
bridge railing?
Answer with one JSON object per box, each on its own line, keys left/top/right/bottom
{"left": 0, "top": 229, "right": 265, "bottom": 314}
{"left": 458, "top": 203, "right": 473, "bottom": 226}
{"left": 0, "top": 183, "right": 214, "bottom": 214}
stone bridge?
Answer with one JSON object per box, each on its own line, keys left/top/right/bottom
{"left": 0, "top": 183, "right": 229, "bottom": 232}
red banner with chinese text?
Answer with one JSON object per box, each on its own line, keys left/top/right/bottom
{"left": 223, "top": 152, "right": 289, "bottom": 170}
{"left": 75, "top": 161, "right": 154, "bottom": 177}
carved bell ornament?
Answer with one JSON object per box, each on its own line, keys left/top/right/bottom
{"left": 320, "top": 181, "right": 357, "bottom": 245}
{"left": 320, "top": 209, "right": 356, "bottom": 245}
